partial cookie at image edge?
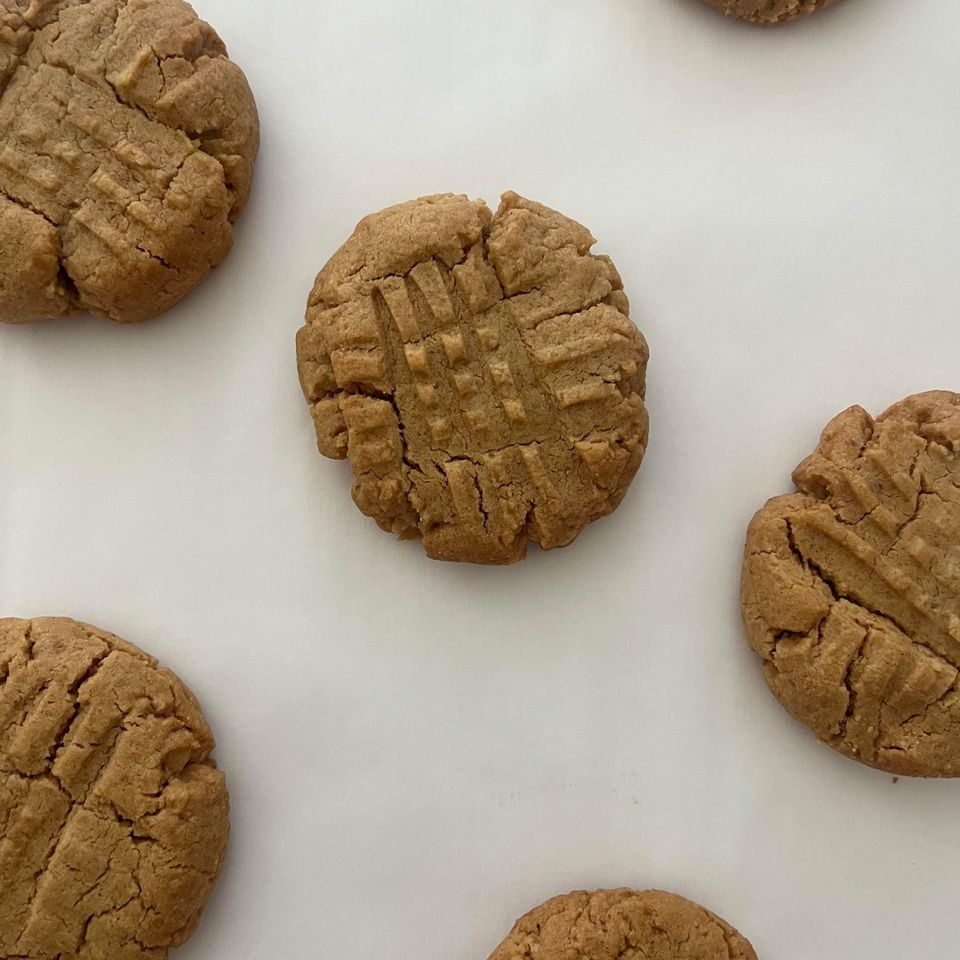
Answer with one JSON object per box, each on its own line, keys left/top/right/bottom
{"left": 0, "top": 616, "right": 229, "bottom": 960}
{"left": 0, "top": 0, "right": 260, "bottom": 325}
{"left": 699, "top": 0, "right": 842, "bottom": 25}
{"left": 487, "top": 888, "right": 757, "bottom": 960}
{"left": 741, "top": 391, "right": 960, "bottom": 777}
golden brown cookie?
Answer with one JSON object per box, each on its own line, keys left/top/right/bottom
{"left": 297, "top": 192, "right": 650, "bottom": 565}
{"left": 488, "top": 889, "right": 757, "bottom": 960}
{"left": 0, "top": 617, "right": 229, "bottom": 959}
{"left": 0, "top": 0, "right": 259, "bottom": 324}
{"left": 700, "top": 0, "right": 840, "bottom": 24}
{"left": 742, "top": 392, "right": 960, "bottom": 777}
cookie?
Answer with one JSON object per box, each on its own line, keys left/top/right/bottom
{"left": 0, "top": 0, "right": 259, "bottom": 324}
{"left": 488, "top": 889, "right": 757, "bottom": 960}
{"left": 700, "top": 0, "right": 840, "bottom": 24}
{"left": 0, "top": 617, "right": 229, "bottom": 959}
{"left": 742, "top": 392, "right": 960, "bottom": 777}
{"left": 296, "top": 192, "right": 650, "bottom": 565}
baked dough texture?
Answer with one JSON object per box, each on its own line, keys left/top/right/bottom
{"left": 701, "top": 0, "right": 840, "bottom": 24}
{"left": 742, "top": 392, "right": 960, "bottom": 777}
{"left": 0, "top": 0, "right": 259, "bottom": 324}
{"left": 0, "top": 617, "right": 229, "bottom": 959}
{"left": 488, "top": 889, "right": 757, "bottom": 960}
{"left": 296, "top": 192, "right": 650, "bottom": 565}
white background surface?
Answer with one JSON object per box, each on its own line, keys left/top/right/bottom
{"left": 2, "top": 0, "right": 959, "bottom": 956}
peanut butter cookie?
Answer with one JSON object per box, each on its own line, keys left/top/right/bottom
{"left": 488, "top": 889, "right": 757, "bottom": 960}
{"left": 296, "top": 192, "right": 650, "bottom": 565}
{"left": 742, "top": 392, "right": 960, "bottom": 777}
{"left": 0, "top": 0, "right": 259, "bottom": 324}
{"left": 701, "top": 0, "right": 840, "bottom": 25}
{"left": 0, "top": 617, "right": 229, "bottom": 959}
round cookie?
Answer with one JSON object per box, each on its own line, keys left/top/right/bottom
{"left": 0, "top": 617, "right": 229, "bottom": 959}
{"left": 0, "top": 0, "right": 259, "bottom": 324}
{"left": 488, "top": 889, "right": 757, "bottom": 960}
{"left": 742, "top": 392, "right": 960, "bottom": 777}
{"left": 700, "top": 0, "right": 840, "bottom": 25}
{"left": 296, "top": 192, "right": 650, "bottom": 565}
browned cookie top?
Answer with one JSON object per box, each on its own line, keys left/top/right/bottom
{"left": 488, "top": 889, "right": 757, "bottom": 960}
{"left": 0, "top": 617, "right": 229, "bottom": 960}
{"left": 297, "top": 192, "right": 650, "bottom": 565}
{"left": 742, "top": 392, "right": 960, "bottom": 777}
{"left": 0, "top": 0, "right": 259, "bottom": 324}
{"left": 701, "top": 0, "right": 840, "bottom": 25}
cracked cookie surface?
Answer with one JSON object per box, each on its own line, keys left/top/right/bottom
{"left": 296, "top": 192, "right": 650, "bottom": 565}
{"left": 700, "top": 0, "right": 840, "bottom": 25}
{"left": 487, "top": 889, "right": 757, "bottom": 960}
{"left": 0, "top": 0, "right": 259, "bottom": 324}
{"left": 0, "top": 617, "right": 229, "bottom": 959}
{"left": 742, "top": 392, "right": 960, "bottom": 777}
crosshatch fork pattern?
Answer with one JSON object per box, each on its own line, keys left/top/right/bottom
{"left": 297, "top": 192, "right": 650, "bottom": 564}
